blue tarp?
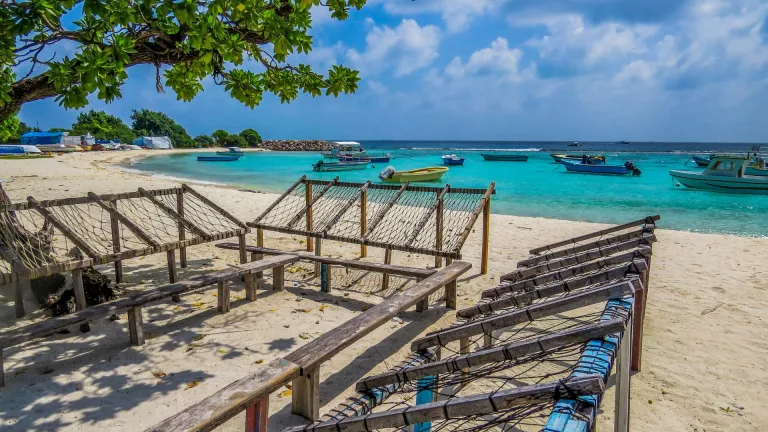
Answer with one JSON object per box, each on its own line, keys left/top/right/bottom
{"left": 20, "top": 132, "right": 64, "bottom": 145}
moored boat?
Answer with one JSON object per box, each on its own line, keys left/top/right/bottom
{"left": 322, "top": 141, "right": 367, "bottom": 159}
{"left": 441, "top": 154, "right": 465, "bottom": 165}
{"left": 312, "top": 160, "right": 369, "bottom": 171}
{"left": 670, "top": 156, "right": 768, "bottom": 194}
{"left": 745, "top": 157, "right": 767, "bottom": 176}
{"left": 562, "top": 160, "right": 641, "bottom": 176}
{"left": 690, "top": 155, "right": 711, "bottom": 167}
{"left": 0, "top": 145, "right": 42, "bottom": 154}
{"left": 338, "top": 153, "right": 391, "bottom": 163}
{"left": 379, "top": 166, "right": 448, "bottom": 182}
{"left": 481, "top": 153, "right": 528, "bottom": 162}
{"left": 197, "top": 155, "right": 242, "bottom": 162}
{"left": 550, "top": 153, "right": 605, "bottom": 164}
{"left": 216, "top": 147, "right": 245, "bottom": 156}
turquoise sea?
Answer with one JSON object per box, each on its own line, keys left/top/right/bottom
{"left": 128, "top": 141, "right": 767, "bottom": 238}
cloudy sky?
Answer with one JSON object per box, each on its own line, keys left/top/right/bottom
{"left": 19, "top": 0, "right": 768, "bottom": 142}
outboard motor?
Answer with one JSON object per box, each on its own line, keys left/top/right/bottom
{"left": 379, "top": 166, "right": 396, "bottom": 181}
{"left": 624, "top": 160, "right": 642, "bottom": 176}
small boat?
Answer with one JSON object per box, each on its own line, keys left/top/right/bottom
{"left": 690, "top": 155, "right": 711, "bottom": 167}
{"left": 550, "top": 153, "right": 606, "bottom": 164}
{"left": 562, "top": 160, "right": 641, "bottom": 176}
{"left": 616, "top": 141, "right": 630, "bottom": 145}
{"left": 441, "top": 154, "right": 465, "bottom": 165}
{"left": 567, "top": 142, "right": 582, "bottom": 147}
{"left": 322, "top": 141, "right": 367, "bottom": 159}
{"left": 338, "top": 153, "right": 391, "bottom": 163}
{"left": 216, "top": 147, "right": 245, "bottom": 156}
{"left": 379, "top": 166, "right": 448, "bottom": 183}
{"left": 0, "top": 145, "right": 42, "bottom": 154}
{"left": 312, "top": 160, "right": 369, "bottom": 171}
{"left": 481, "top": 153, "right": 528, "bottom": 162}
{"left": 670, "top": 156, "right": 768, "bottom": 194}
{"left": 197, "top": 155, "right": 242, "bottom": 162}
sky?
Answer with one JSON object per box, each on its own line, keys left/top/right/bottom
{"left": 17, "top": 0, "right": 768, "bottom": 142}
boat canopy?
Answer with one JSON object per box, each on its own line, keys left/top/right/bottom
{"left": 20, "top": 131, "right": 64, "bottom": 145}
{"left": 334, "top": 141, "right": 361, "bottom": 147}
{"left": 703, "top": 156, "right": 750, "bottom": 178}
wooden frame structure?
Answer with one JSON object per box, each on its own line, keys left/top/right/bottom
{"left": 0, "top": 184, "right": 249, "bottom": 317}
{"left": 248, "top": 177, "right": 495, "bottom": 271}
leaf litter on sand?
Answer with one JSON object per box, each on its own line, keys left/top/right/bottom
{"left": 152, "top": 370, "right": 167, "bottom": 378}
{"left": 186, "top": 381, "right": 200, "bottom": 390}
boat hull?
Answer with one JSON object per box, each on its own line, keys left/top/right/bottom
{"left": 551, "top": 154, "right": 605, "bottom": 164}
{"left": 338, "top": 156, "right": 391, "bottom": 163}
{"left": 216, "top": 151, "right": 245, "bottom": 156}
{"left": 442, "top": 158, "right": 465, "bottom": 165}
{"left": 691, "top": 156, "right": 711, "bottom": 167}
{"left": 382, "top": 167, "right": 448, "bottom": 182}
{"left": 669, "top": 170, "right": 768, "bottom": 194}
{"left": 481, "top": 153, "right": 528, "bottom": 162}
{"left": 745, "top": 167, "right": 768, "bottom": 177}
{"left": 562, "top": 161, "right": 632, "bottom": 175}
{"left": 312, "top": 161, "right": 369, "bottom": 171}
{"left": 198, "top": 155, "right": 241, "bottom": 161}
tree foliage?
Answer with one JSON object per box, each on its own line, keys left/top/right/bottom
{"left": 71, "top": 110, "right": 134, "bottom": 143}
{"left": 130, "top": 109, "right": 192, "bottom": 147}
{"left": 211, "top": 129, "right": 230, "bottom": 144}
{"left": 239, "top": 128, "right": 262, "bottom": 147}
{"left": 1, "top": 0, "right": 365, "bottom": 138}
{"left": 194, "top": 134, "right": 214, "bottom": 147}
{"left": 222, "top": 134, "right": 248, "bottom": 148}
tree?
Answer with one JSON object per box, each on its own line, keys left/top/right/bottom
{"left": 130, "top": 109, "right": 192, "bottom": 147}
{"left": 222, "top": 134, "right": 248, "bottom": 148}
{"left": 211, "top": 129, "right": 230, "bottom": 145}
{"left": 48, "top": 127, "right": 70, "bottom": 133}
{"left": 240, "top": 128, "right": 263, "bottom": 147}
{"left": 70, "top": 110, "right": 134, "bottom": 143}
{"left": 194, "top": 135, "right": 214, "bottom": 147}
{"left": 1, "top": 119, "right": 38, "bottom": 143}
{"left": 0, "top": 1, "right": 364, "bottom": 138}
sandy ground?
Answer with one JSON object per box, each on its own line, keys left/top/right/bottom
{"left": 0, "top": 150, "right": 766, "bottom": 431}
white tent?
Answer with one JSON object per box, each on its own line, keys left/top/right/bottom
{"left": 133, "top": 136, "right": 173, "bottom": 149}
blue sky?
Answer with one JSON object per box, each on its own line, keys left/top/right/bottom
{"left": 18, "top": 0, "right": 768, "bottom": 142}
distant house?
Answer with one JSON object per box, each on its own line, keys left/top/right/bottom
{"left": 132, "top": 136, "right": 173, "bottom": 149}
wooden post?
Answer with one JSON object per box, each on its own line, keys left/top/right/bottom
{"left": 320, "top": 264, "right": 332, "bottom": 293}
{"left": 72, "top": 268, "right": 90, "bottom": 332}
{"left": 615, "top": 318, "right": 632, "bottom": 432}
{"left": 292, "top": 366, "right": 320, "bottom": 420}
{"left": 245, "top": 396, "right": 269, "bottom": 432}
{"left": 0, "top": 353, "right": 4, "bottom": 388}
{"left": 273, "top": 265, "right": 284, "bottom": 291}
{"left": 360, "top": 188, "right": 367, "bottom": 257}
{"left": 218, "top": 280, "right": 230, "bottom": 313}
{"left": 255, "top": 228, "right": 265, "bottom": 281}
{"left": 251, "top": 251, "right": 264, "bottom": 282}
{"left": 444, "top": 256, "right": 456, "bottom": 310}
{"left": 128, "top": 306, "right": 145, "bottom": 345}
{"left": 382, "top": 248, "right": 392, "bottom": 292}
{"left": 435, "top": 192, "right": 444, "bottom": 268}
{"left": 109, "top": 200, "right": 123, "bottom": 283}
{"left": 177, "top": 190, "right": 187, "bottom": 268}
{"left": 481, "top": 196, "right": 490, "bottom": 274}
{"left": 168, "top": 250, "right": 180, "bottom": 302}
{"left": 483, "top": 333, "right": 493, "bottom": 348}
{"left": 460, "top": 338, "right": 471, "bottom": 374}
{"left": 305, "top": 183, "right": 314, "bottom": 252}
{"left": 632, "top": 261, "right": 651, "bottom": 371}
{"left": 314, "top": 238, "right": 322, "bottom": 277}
{"left": 12, "top": 261, "right": 28, "bottom": 318}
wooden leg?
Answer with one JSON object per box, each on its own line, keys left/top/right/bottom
{"left": 114, "top": 260, "right": 123, "bottom": 284}
{"left": 14, "top": 277, "right": 28, "bottom": 318}
{"left": 320, "top": 264, "right": 331, "bottom": 293}
{"left": 614, "top": 319, "right": 632, "bottom": 432}
{"left": 314, "top": 239, "right": 322, "bottom": 277}
{"left": 416, "top": 297, "right": 429, "bottom": 312}
{"left": 245, "top": 272, "right": 256, "bottom": 302}
{"left": 238, "top": 233, "right": 248, "bottom": 264}
{"left": 444, "top": 258, "right": 456, "bottom": 310}
{"left": 168, "top": 250, "right": 181, "bottom": 303}
{"left": 218, "top": 280, "right": 230, "bottom": 313}
{"left": 292, "top": 366, "right": 320, "bottom": 421}
{"left": 0, "top": 351, "right": 5, "bottom": 388}
{"left": 72, "top": 269, "right": 90, "bottom": 332}
{"left": 273, "top": 265, "right": 284, "bottom": 291}
{"left": 245, "top": 396, "right": 269, "bottom": 432}
{"left": 631, "top": 280, "right": 646, "bottom": 372}
{"left": 128, "top": 307, "right": 145, "bottom": 346}
{"left": 483, "top": 333, "right": 493, "bottom": 348}
{"left": 382, "top": 248, "right": 392, "bottom": 291}
{"left": 252, "top": 252, "right": 264, "bottom": 279}
{"left": 481, "top": 198, "right": 490, "bottom": 274}
{"left": 460, "top": 338, "right": 471, "bottom": 374}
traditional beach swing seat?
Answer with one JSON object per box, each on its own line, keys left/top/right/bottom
{"left": 0, "top": 184, "right": 250, "bottom": 318}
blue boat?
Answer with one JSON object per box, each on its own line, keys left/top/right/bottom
{"left": 312, "top": 160, "right": 369, "bottom": 171}
{"left": 691, "top": 155, "right": 711, "bottom": 167}
{"left": 338, "top": 154, "right": 391, "bottom": 163}
{"left": 441, "top": 154, "right": 465, "bottom": 165}
{"left": 197, "top": 155, "right": 242, "bottom": 162}
{"left": 562, "top": 160, "right": 641, "bottom": 176}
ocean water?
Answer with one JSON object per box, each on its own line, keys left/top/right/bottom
{"left": 129, "top": 141, "right": 767, "bottom": 237}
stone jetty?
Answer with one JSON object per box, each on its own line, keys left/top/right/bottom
{"left": 261, "top": 140, "right": 334, "bottom": 151}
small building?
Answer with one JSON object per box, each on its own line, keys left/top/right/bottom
{"left": 132, "top": 136, "right": 173, "bottom": 149}
{"left": 20, "top": 131, "right": 64, "bottom": 145}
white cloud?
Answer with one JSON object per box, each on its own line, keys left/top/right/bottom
{"left": 367, "top": 80, "right": 388, "bottom": 95}
{"left": 305, "top": 42, "right": 345, "bottom": 70}
{"left": 346, "top": 19, "right": 441, "bottom": 77}
{"left": 445, "top": 38, "right": 523, "bottom": 80}
{"left": 369, "top": 0, "right": 501, "bottom": 33}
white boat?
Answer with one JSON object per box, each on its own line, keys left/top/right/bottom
{"left": 322, "top": 141, "right": 367, "bottom": 159}
{"left": 0, "top": 145, "right": 42, "bottom": 154}
{"left": 669, "top": 155, "right": 768, "bottom": 194}
{"left": 34, "top": 143, "right": 83, "bottom": 152}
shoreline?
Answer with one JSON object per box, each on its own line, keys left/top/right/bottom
{"left": 0, "top": 150, "right": 766, "bottom": 431}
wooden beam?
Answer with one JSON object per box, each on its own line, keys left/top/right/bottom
{"left": 273, "top": 265, "right": 285, "bottom": 291}
{"left": 314, "top": 238, "right": 322, "bottom": 276}
{"left": 303, "top": 179, "right": 494, "bottom": 195}
{"left": 284, "top": 375, "right": 605, "bottom": 432}
{"left": 413, "top": 278, "right": 640, "bottom": 351}
{"left": 614, "top": 317, "right": 632, "bottom": 432}
{"left": 305, "top": 182, "right": 314, "bottom": 252}
{"left": 435, "top": 191, "right": 444, "bottom": 268}
{"left": 359, "top": 318, "right": 625, "bottom": 391}
{"left": 530, "top": 215, "right": 660, "bottom": 255}
{"left": 87, "top": 192, "right": 161, "bottom": 248}
{"left": 147, "top": 359, "right": 300, "bottom": 432}
{"left": 181, "top": 184, "right": 248, "bottom": 229}
{"left": 287, "top": 177, "right": 339, "bottom": 230}
{"left": 27, "top": 196, "right": 101, "bottom": 259}
{"left": 284, "top": 261, "right": 472, "bottom": 373}
{"left": 218, "top": 280, "right": 230, "bottom": 313}
{"left": 138, "top": 188, "right": 210, "bottom": 239}
{"left": 481, "top": 194, "right": 490, "bottom": 274}
{"left": 518, "top": 228, "right": 655, "bottom": 268}
{"left": 482, "top": 257, "right": 649, "bottom": 299}
{"left": 503, "top": 237, "right": 655, "bottom": 282}
{"left": 362, "top": 182, "right": 411, "bottom": 240}
{"left": 360, "top": 188, "right": 367, "bottom": 257}
{"left": 382, "top": 248, "right": 392, "bottom": 292}
{"left": 250, "top": 175, "right": 307, "bottom": 226}
{"left": 454, "top": 183, "right": 496, "bottom": 257}
{"left": 444, "top": 257, "right": 457, "bottom": 310}
{"left": 128, "top": 307, "right": 144, "bottom": 345}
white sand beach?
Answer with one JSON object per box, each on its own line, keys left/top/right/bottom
{"left": 1, "top": 151, "right": 767, "bottom": 431}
